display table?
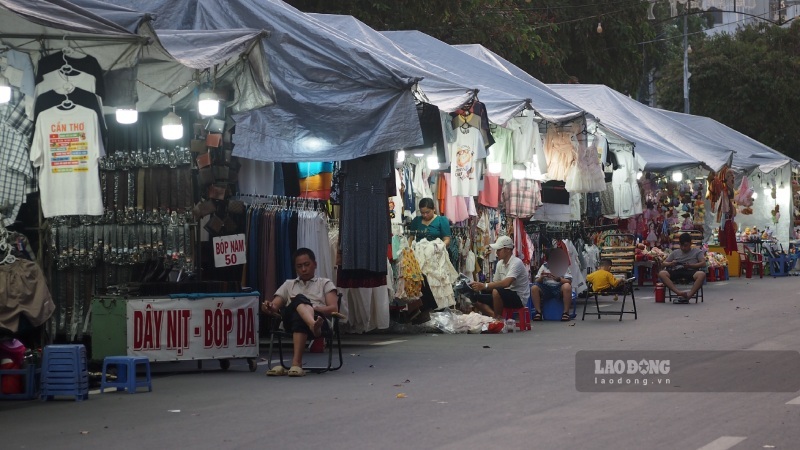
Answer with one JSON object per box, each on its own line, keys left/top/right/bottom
{"left": 91, "top": 293, "right": 259, "bottom": 371}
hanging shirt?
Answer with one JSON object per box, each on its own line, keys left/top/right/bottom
{"left": 30, "top": 104, "right": 104, "bottom": 217}
{"left": 449, "top": 126, "right": 484, "bottom": 196}
{"left": 487, "top": 125, "right": 514, "bottom": 181}
{"left": 507, "top": 113, "right": 541, "bottom": 164}
{"left": 34, "top": 71, "right": 97, "bottom": 98}
{"left": 35, "top": 51, "right": 105, "bottom": 99}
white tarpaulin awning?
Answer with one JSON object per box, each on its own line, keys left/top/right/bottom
{"left": 656, "top": 109, "right": 798, "bottom": 174}
{"left": 549, "top": 84, "right": 733, "bottom": 172}
{"left": 382, "top": 31, "right": 585, "bottom": 125}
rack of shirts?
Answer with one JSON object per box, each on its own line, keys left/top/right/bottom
{"left": 241, "top": 195, "right": 334, "bottom": 303}
{"left": 31, "top": 43, "right": 107, "bottom": 219}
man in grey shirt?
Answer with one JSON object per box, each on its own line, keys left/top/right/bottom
{"left": 469, "top": 235, "right": 530, "bottom": 319}
{"left": 658, "top": 232, "right": 707, "bottom": 303}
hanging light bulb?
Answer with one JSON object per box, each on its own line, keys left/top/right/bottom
{"left": 115, "top": 108, "right": 138, "bottom": 125}
{"left": 162, "top": 107, "right": 183, "bottom": 140}
{"left": 636, "top": 171, "right": 643, "bottom": 180}
{"left": 0, "top": 75, "right": 11, "bottom": 104}
{"left": 596, "top": 22, "right": 603, "bottom": 34}
{"left": 396, "top": 150, "right": 405, "bottom": 163}
{"left": 512, "top": 164, "right": 526, "bottom": 180}
{"left": 198, "top": 90, "right": 220, "bottom": 117}
{"left": 687, "top": 44, "right": 693, "bottom": 54}
{"left": 672, "top": 171, "right": 683, "bottom": 182}
{"left": 751, "top": 192, "right": 758, "bottom": 200}
{"left": 426, "top": 155, "right": 439, "bottom": 170}
{"left": 488, "top": 162, "right": 502, "bottom": 174}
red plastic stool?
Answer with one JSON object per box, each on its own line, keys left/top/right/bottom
{"left": 708, "top": 268, "right": 717, "bottom": 282}
{"left": 502, "top": 307, "right": 531, "bottom": 331}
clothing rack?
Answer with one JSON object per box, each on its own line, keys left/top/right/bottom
{"left": 239, "top": 194, "right": 327, "bottom": 213}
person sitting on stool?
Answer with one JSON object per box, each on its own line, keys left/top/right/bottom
{"left": 262, "top": 248, "right": 338, "bottom": 377}
{"left": 658, "top": 232, "right": 706, "bottom": 303}
{"left": 531, "top": 248, "right": 573, "bottom": 321}
{"left": 468, "top": 235, "right": 530, "bottom": 320}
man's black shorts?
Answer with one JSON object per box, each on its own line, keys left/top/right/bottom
{"left": 668, "top": 268, "right": 698, "bottom": 281}
{"left": 281, "top": 294, "right": 330, "bottom": 336}
{"left": 474, "top": 289, "right": 525, "bottom": 308}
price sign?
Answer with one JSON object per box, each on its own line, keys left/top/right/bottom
{"left": 212, "top": 234, "right": 246, "bottom": 267}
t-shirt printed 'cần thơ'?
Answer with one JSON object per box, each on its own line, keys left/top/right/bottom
{"left": 30, "top": 105, "right": 104, "bottom": 217}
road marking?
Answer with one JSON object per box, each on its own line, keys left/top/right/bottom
{"left": 786, "top": 394, "right": 800, "bottom": 404}
{"left": 371, "top": 340, "right": 407, "bottom": 346}
{"left": 696, "top": 436, "right": 747, "bottom": 450}
{"left": 89, "top": 389, "right": 101, "bottom": 395}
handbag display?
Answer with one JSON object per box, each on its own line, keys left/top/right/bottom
{"left": 196, "top": 152, "right": 212, "bottom": 169}
{"left": 206, "top": 133, "right": 222, "bottom": 148}
{"left": 198, "top": 167, "right": 214, "bottom": 186}
{"left": 192, "top": 199, "right": 216, "bottom": 219}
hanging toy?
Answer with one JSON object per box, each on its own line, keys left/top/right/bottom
{"left": 771, "top": 204, "right": 780, "bottom": 224}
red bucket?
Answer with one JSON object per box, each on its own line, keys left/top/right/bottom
{"left": 654, "top": 283, "right": 665, "bottom": 303}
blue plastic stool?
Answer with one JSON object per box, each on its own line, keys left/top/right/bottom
{"left": 101, "top": 356, "right": 152, "bottom": 394}
{"left": 529, "top": 285, "right": 578, "bottom": 320}
{"left": 40, "top": 344, "right": 89, "bottom": 401}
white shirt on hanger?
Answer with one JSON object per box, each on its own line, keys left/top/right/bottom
{"left": 30, "top": 104, "right": 104, "bottom": 217}
{"left": 34, "top": 70, "right": 96, "bottom": 98}
{"left": 449, "top": 126, "right": 484, "bottom": 197}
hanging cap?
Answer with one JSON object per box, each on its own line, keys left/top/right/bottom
{"left": 489, "top": 235, "right": 514, "bottom": 250}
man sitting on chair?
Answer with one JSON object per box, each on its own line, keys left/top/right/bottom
{"left": 531, "top": 248, "right": 573, "bottom": 322}
{"left": 468, "top": 235, "right": 530, "bottom": 320}
{"left": 658, "top": 232, "right": 706, "bottom": 303}
{"left": 262, "top": 248, "right": 338, "bottom": 377}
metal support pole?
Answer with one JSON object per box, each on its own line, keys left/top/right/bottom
{"left": 682, "top": 12, "right": 690, "bottom": 114}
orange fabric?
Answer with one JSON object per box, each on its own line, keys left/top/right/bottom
{"left": 437, "top": 173, "right": 447, "bottom": 213}
{"left": 299, "top": 173, "right": 333, "bottom": 199}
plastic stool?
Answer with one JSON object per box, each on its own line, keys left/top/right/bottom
{"left": 502, "top": 307, "right": 531, "bottom": 331}
{"left": 101, "top": 356, "right": 152, "bottom": 394}
{"left": 40, "top": 344, "right": 89, "bottom": 401}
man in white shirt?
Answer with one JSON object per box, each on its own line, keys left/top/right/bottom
{"left": 531, "top": 248, "right": 573, "bottom": 321}
{"left": 469, "top": 235, "right": 530, "bottom": 319}
{"left": 261, "top": 248, "right": 338, "bottom": 377}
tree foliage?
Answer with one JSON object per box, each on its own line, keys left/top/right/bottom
{"left": 657, "top": 22, "right": 800, "bottom": 160}
{"left": 286, "top": 0, "right": 656, "bottom": 94}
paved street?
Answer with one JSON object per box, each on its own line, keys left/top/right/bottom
{"left": 3, "top": 276, "right": 800, "bottom": 450}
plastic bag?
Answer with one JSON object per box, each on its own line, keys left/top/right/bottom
{"left": 429, "top": 308, "right": 459, "bottom": 334}
{"left": 735, "top": 176, "right": 753, "bottom": 207}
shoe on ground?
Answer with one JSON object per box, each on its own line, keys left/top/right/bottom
{"left": 266, "top": 366, "right": 287, "bottom": 376}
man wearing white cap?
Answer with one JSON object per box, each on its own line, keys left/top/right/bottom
{"left": 469, "top": 235, "right": 530, "bottom": 319}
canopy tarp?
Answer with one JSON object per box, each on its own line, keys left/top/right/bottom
{"left": 454, "top": 45, "right": 728, "bottom": 172}
{"left": 549, "top": 84, "right": 734, "bottom": 172}
{"left": 0, "top": 0, "right": 148, "bottom": 76}
{"left": 307, "top": 14, "right": 474, "bottom": 115}
{"left": 382, "top": 31, "right": 585, "bottom": 124}
{"left": 99, "top": 0, "right": 425, "bottom": 162}
{"left": 0, "top": 0, "right": 275, "bottom": 112}
{"left": 655, "top": 109, "right": 797, "bottom": 174}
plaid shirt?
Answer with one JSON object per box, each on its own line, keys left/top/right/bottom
{"left": 502, "top": 179, "right": 542, "bottom": 219}
{"left": 0, "top": 88, "right": 35, "bottom": 225}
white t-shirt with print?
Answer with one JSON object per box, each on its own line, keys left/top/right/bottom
{"left": 449, "top": 126, "right": 484, "bottom": 197}
{"left": 31, "top": 105, "right": 104, "bottom": 217}
{"left": 495, "top": 255, "right": 531, "bottom": 301}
